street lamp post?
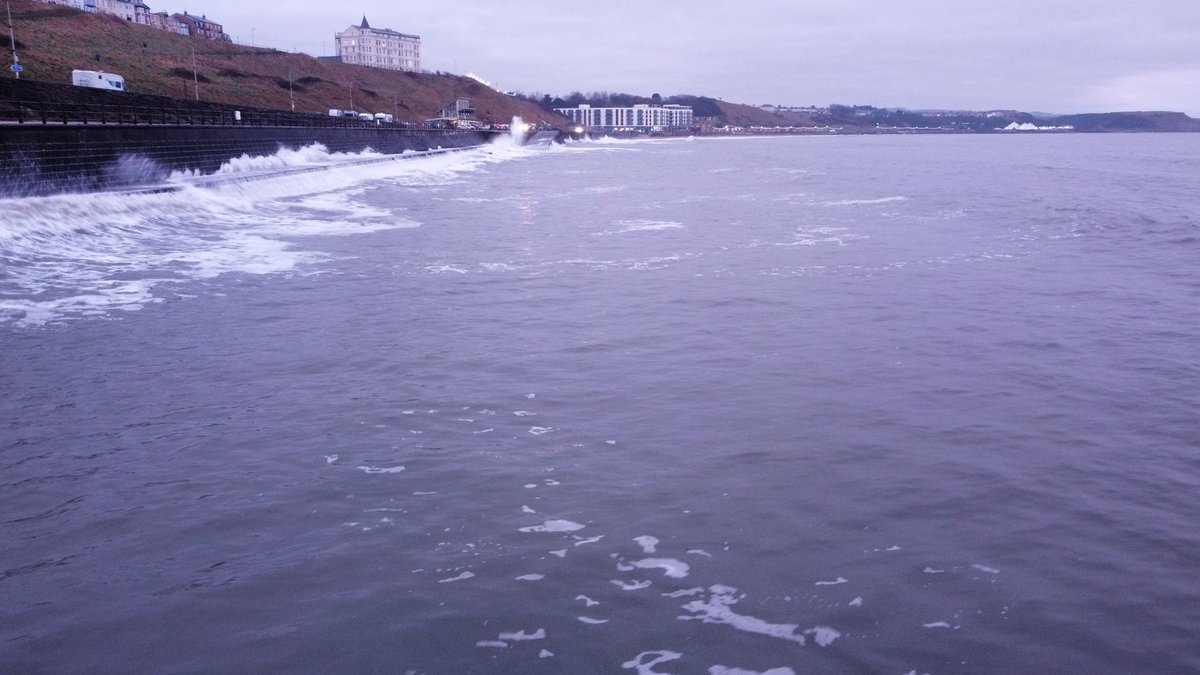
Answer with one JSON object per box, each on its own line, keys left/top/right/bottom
{"left": 6, "top": 1, "right": 19, "bottom": 80}
{"left": 191, "top": 46, "right": 199, "bottom": 100}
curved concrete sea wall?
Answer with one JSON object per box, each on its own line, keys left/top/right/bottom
{"left": 0, "top": 79, "right": 492, "bottom": 196}
{"left": 0, "top": 124, "right": 489, "bottom": 196}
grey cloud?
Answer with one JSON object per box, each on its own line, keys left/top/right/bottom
{"left": 190, "top": 0, "right": 1200, "bottom": 114}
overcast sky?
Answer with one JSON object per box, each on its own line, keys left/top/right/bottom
{"left": 185, "top": 1, "right": 1200, "bottom": 115}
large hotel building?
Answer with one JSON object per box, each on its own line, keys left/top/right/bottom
{"left": 555, "top": 103, "right": 694, "bottom": 132}
{"left": 335, "top": 16, "right": 421, "bottom": 72}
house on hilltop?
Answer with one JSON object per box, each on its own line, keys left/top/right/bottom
{"left": 31, "top": 0, "right": 225, "bottom": 40}
{"left": 147, "top": 11, "right": 189, "bottom": 35}
{"left": 36, "top": 0, "right": 149, "bottom": 22}
{"left": 335, "top": 16, "right": 421, "bottom": 72}
{"left": 172, "top": 12, "right": 231, "bottom": 42}
{"left": 95, "top": 0, "right": 149, "bottom": 24}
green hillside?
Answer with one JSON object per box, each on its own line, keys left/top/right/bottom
{"left": 1, "top": 0, "right": 566, "bottom": 125}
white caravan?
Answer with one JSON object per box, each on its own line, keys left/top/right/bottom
{"left": 71, "top": 70, "right": 127, "bottom": 92}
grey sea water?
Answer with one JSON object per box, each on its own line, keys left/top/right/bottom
{"left": 2, "top": 134, "right": 1198, "bottom": 674}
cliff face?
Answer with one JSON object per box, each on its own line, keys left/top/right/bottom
{"left": 714, "top": 100, "right": 815, "bottom": 128}
{"left": 2, "top": 0, "right": 566, "bottom": 125}
{"left": 1049, "top": 112, "right": 1200, "bottom": 133}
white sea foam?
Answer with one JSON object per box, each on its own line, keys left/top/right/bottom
{"left": 634, "top": 536, "right": 660, "bottom": 554}
{"left": 207, "top": 143, "right": 386, "bottom": 177}
{"left": 612, "top": 580, "right": 653, "bottom": 591}
{"left": 663, "top": 588, "right": 705, "bottom": 599}
{"left": 476, "top": 641, "right": 508, "bottom": 649}
{"left": 680, "top": 585, "right": 839, "bottom": 647}
{"left": 516, "top": 574, "right": 545, "bottom": 581}
{"left": 0, "top": 143, "right": 536, "bottom": 327}
{"left": 578, "top": 616, "right": 609, "bottom": 625}
{"left": 577, "top": 595, "right": 600, "bottom": 607}
{"left": 357, "top": 465, "right": 406, "bottom": 474}
{"left": 710, "top": 662, "right": 796, "bottom": 667}
{"left": 819, "top": 196, "right": 909, "bottom": 207}
{"left": 519, "top": 520, "right": 585, "bottom": 533}
{"left": 596, "top": 220, "right": 685, "bottom": 236}
{"left": 808, "top": 626, "right": 842, "bottom": 646}
{"left": 972, "top": 564, "right": 1001, "bottom": 574}
{"left": 498, "top": 628, "right": 546, "bottom": 641}
{"left": 814, "top": 577, "right": 848, "bottom": 586}
{"left": 680, "top": 586, "right": 806, "bottom": 644}
{"left": 623, "top": 651, "right": 682, "bottom": 674}
{"left": 439, "top": 571, "right": 475, "bottom": 583}
{"left": 631, "top": 558, "right": 691, "bottom": 579}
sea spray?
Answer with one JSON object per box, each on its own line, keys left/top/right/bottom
{"left": 510, "top": 116, "right": 529, "bottom": 146}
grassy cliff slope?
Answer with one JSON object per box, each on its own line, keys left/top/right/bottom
{"left": 2, "top": 0, "right": 566, "bottom": 125}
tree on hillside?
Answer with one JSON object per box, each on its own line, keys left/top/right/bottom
{"left": 667, "top": 95, "right": 722, "bottom": 119}
{"left": 827, "top": 104, "right": 854, "bottom": 122}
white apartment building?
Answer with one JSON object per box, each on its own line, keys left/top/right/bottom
{"left": 555, "top": 104, "right": 694, "bottom": 132}
{"left": 335, "top": 16, "right": 421, "bottom": 72}
{"left": 36, "top": 0, "right": 142, "bottom": 19}
{"left": 99, "top": 0, "right": 149, "bottom": 23}
{"left": 38, "top": 0, "right": 150, "bottom": 23}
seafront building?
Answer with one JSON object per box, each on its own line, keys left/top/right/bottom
{"left": 555, "top": 103, "right": 694, "bottom": 133}
{"left": 171, "top": 12, "right": 229, "bottom": 41}
{"left": 31, "top": 0, "right": 227, "bottom": 40}
{"left": 334, "top": 16, "right": 421, "bottom": 72}
{"left": 147, "top": 11, "right": 189, "bottom": 35}
{"left": 94, "top": 0, "right": 149, "bottom": 24}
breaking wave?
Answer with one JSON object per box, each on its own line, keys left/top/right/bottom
{"left": 0, "top": 142, "right": 535, "bottom": 328}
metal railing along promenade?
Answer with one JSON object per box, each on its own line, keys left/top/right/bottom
{"left": 0, "top": 97, "right": 430, "bottom": 130}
